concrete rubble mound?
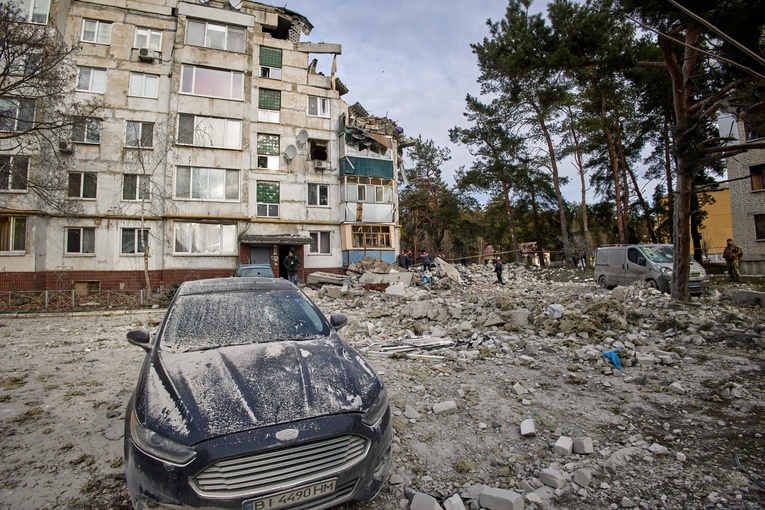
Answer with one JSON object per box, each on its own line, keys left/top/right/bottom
{"left": 301, "top": 261, "right": 765, "bottom": 510}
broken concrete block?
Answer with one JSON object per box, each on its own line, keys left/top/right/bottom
{"left": 442, "top": 494, "right": 466, "bottom": 510}
{"left": 512, "top": 383, "right": 528, "bottom": 396}
{"left": 479, "top": 487, "right": 524, "bottom": 510}
{"left": 411, "top": 492, "right": 442, "bottom": 510}
{"left": 520, "top": 418, "right": 536, "bottom": 437}
{"left": 573, "top": 437, "right": 594, "bottom": 455}
{"left": 510, "top": 308, "right": 531, "bottom": 326}
{"left": 649, "top": 443, "right": 669, "bottom": 455}
{"left": 404, "top": 406, "right": 421, "bottom": 420}
{"left": 432, "top": 400, "right": 458, "bottom": 415}
{"left": 539, "top": 467, "right": 566, "bottom": 489}
{"left": 483, "top": 313, "right": 505, "bottom": 328}
{"left": 553, "top": 436, "right": 573, "bottom": 456}
{"left": 668, "top": 382, "right": 686, "bottom": 394}
{"left": 573, "top": 467, "right": 593, "bottom": 487}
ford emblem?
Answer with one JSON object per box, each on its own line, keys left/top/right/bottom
{"left": 275, "top": 428, "right": 299, "bottom": 441}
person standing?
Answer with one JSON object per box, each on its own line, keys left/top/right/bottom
{"left": 494, "top": 256, "right": 504, "bottom": 284}
{"left": 283, "top": 248, "right": 302, "bottom": 284}
{"left": 398, "top": 249, "right": 411, "bottom": 270}
{"left": 419, "top": 249, "right": 432, "bottom": 272}
{"left": 723, "top": 238, "right": 743, "bottom": 282}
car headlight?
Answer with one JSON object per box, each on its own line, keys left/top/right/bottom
{"left": 130, "top": 410, "right": 196, "bottom": 465}
{"left": 661, "top": 267, "right": 672, "bottom": 275}
{"left": 362, "top": 387, "right": 388, "bottom": 426}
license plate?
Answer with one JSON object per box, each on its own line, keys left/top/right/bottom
{"left": 689, "top": 282, "right": 700, "bottom": 287}
{"left": 243, "top": 479, "right": 337, "bottom": 510}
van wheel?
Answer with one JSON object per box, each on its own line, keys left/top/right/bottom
{"left": 647, "top": 279, "right": 659, "bottom": 290}
{"left": 598, "top": 276, "right": 608, "bottom": 289}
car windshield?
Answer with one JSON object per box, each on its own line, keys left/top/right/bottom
{"left": 238, "top": 266, "right": 272, "bottom": 277}
{"left": 641, "top": 246, "right": 674, "bottom": 263}
{"left": 161, "top": 290, "right": 330, "bottom": 352}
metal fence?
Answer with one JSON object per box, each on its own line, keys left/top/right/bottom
{"left": 0, "top": 289, "right": 158, "bottom": 314}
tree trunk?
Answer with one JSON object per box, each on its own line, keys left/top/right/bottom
{"left": 662, "top": 115, "right": 675, "bottom": 240}
{"left": 567, "top": 113, "right": 593, "bottom": 267}
{"left": 601, "top": 97, "right": 626, "bottom": 243}
{"left": 500, "top": 180, "right": 522, "bottom": 262}
{"left": 617, "top": 133, "right": 656, "bottom": 242}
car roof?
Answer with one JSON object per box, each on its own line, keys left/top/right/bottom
{"left": 176, "top": 277, "right": 293, "bottom": 297}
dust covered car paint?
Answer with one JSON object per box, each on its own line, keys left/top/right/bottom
{"left": 123, "top": 278, "right": 392, "bottom": 510}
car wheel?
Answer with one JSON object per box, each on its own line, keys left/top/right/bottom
{"left": 598, "top": 276, "right": 608, "bottom": 289}
{"left": 647, "top": 279, "right": 659, "bottom": 290}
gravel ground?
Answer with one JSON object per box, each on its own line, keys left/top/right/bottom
{"left": 1, "top": 268, "right": 764, "bottom": 510}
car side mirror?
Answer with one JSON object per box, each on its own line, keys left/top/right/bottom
{"left": 127, "top": 328, "right": 152, "bottom": 352}
{"left": 329, "top": 313, "right": 347, "bottom": 330}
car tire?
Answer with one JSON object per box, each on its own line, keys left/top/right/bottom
{"left": 647, "top": 279, "right": 659, "bottom": 290}
{"left": 598, "top": 276, "right": 608, "bottom": 289}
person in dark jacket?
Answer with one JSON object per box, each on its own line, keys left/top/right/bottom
{"left": 398, "top": 250, "right": 411, "bottom": 270}
{"left": 283, "top": 249, "right": 302, "bottom": 284}
{"left": 494, "top": 256, "right": 504, "bottom": 284}
{"left": 419, "top": 250, "right": 432, "bottom": 272}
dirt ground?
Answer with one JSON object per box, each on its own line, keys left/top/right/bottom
{"left": 1, "top": 271, "right": 764, "bottom": 510}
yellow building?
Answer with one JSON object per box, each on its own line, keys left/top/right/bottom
{"left": 698, "top": 186, "right": 733, "bottom": 263}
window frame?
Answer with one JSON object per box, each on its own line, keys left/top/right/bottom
{"left": 134, "top": 27, "right": 163, "bottom": 51}
{"left": 307, "top": 183, "right": 329, "bottom": 207}
{"left": 76, "top": 67, "right": 107, "bottom": 93}
{"left": 173, "top": 222, "right": 237, "bottom": 255}
{"left": 750, "top": 163, "right": 765, "bottom": 192}
{"left": 258, "top": 88, "right": 281, "bottom": 123}
{"left": 259, "top": 47, "right": 282, "bottom": 80}
{"left": 65, "top": 227, "right": 96, "bottom": 254}
{"left": 72, "top": 117, "right": 101, "bottom": 144}
{"left": 351, "top": 225, "right": 392, "bottom": 248}
{"left": 80, "top": 19, "right": 112, "bottom": 45}
{"left": 125, "top": 121, "right": 154, "bottom": 148}
{"left": 121, "top": 228, "right": 149, "bottom": 254}
{"left": 128, "top": 72, "right": 159, "bottom": 99}
{"left": 176, "top": 114, "right": 241, "bottom": 149}
{"left": 186, "top": 19, "right": 246, "bottom": 53}
{"left": 307, "top": 96, "right": 330, "bottom": 118}
{"left": 0, "top": 155, "right": 29, "bottom": 192}
{"left": 309, "top": 231, "right": 331, "bottom": 255}
{"left": 180, "top": 65, "right": 244, "bottom": 100}
{"left": 67, "top": 172, "right": 97, "bottom": 199}
{"left": 256, "top": 133, "right": 280, "bottom": 170}
{"left": 0, "top": 98, "right": 35, "bottom": 133}
{"left": 0, "top": 216, "right": 26, "bottom": 252}
{"left": 18, "top": 0, "right": 50, "bottom": 24}
{"left": 122, "top": 174, "right": 150, "bottom": 201}
{"left": 256, "top": 181, "right": 280, "bottom": 218}
{"left": 175, "top": 166, "right": 240, "bottom": 201}
{"left": 756, "top": 213, "right": 765, "bottom": 241}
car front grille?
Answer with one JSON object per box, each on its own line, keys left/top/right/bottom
{"left": 192, "top": 434, "right": 369, "bottom": 498}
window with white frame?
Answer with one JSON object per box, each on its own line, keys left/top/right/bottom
{"left": 0, "top": 155, "right": 29, "bottom": 191}
{"left": 345, "top": 183, "right": 393, "bottom": 203}
{"left": 121, "top": 228, "right": 149, "bottom": 254}
{"left": 123, "top": 174, "right": 150, "bottom": 201}
{"left": 256, "top": 181, "right": 279, "bottom": 217}
{"left": 0, "top": 216, "right": 25, "bottom": 252}
{"left": 128, "top": 73, "right": 159, "bottom": 98}
{"left": 755, "top": 213, "right": 765, "bottom": 240}
{"left": 174, "top": 222, "right": 236, "bottom": 254}
{"left": 177, "top": 114, "right": 241, "bottom": 149}
{"left": 307, "top": 183, "right": 328, "bottom": 206}
{"left": 180, "top": 65, "right": 243, "bottom": 100}
{"left": 259, "top": 47, "right": 282, "bottom": 79}
{"left": 134, "top": 27, "right": 162, "bottom": 51}
{"left": 258, "top": 89, "right": 281, "bottom": 123}
{"left": 76, "top": 67, "right": 106, "bottom": 93}
{"left": 256, "top": 133, "right": 279, "bottom": 170}
{"left": 67, "top": 172, "right": 97, "bottom": 199}
{"left": 351, "top": 225, "right": 392, "bottom": 248}
{"left": 72, "top": 117, "right": 101, "bottom": 144}
{"left": 175, "top": 166, "right": 239, "bottom": 201}
{"left": 16, "top": 0, "right": 50, "bottom": 24}
{"left": 0, "top": 98, "right": 35, "bottom": 132}
{"left": 65, "top": 227, "right": 95, "bottom": 254}
{"left": 186, "top": 19, "right": 245, "bottom": 52}
{"left": 308, "top": 96, "right": 329, "bottom": 118}
{"left": 126, "top": 121, "right": 154, "bottom": 148}
{"left": 309, "top": 231, "right": 330, "bottom": 254}
{"left": 81, "top": 19, "right": 112, "bottom": 44}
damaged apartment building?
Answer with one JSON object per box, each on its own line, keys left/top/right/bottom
{"left": 1, "top": 0, "right": 412, "bottom": 292}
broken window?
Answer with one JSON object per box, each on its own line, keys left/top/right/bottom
{"left": 750, "top": 163, "right": 765, "bottom": 191}
{"left": 351, "top": 225, "right": 391, "bottom": 248}
{"left": 257, "top": 134, "right": 280, "bottom": 170}
{"left": 259, "top": 47, "right": 282, "bottom": 80}
{"left": 309, "top": 139, "right": 328, "bottom": 161}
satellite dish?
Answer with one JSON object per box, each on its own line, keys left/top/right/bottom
{"left": 229, "top": 0, "right": 242, "bottom": 9}
{"left": 296, "top": 130, "right": 308, "bottom": 146}
{"left": 284, "top": 145, "right": 297, "bottom": 160}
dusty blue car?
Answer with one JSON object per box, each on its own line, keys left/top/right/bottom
{"left": 124, "top": 277, "right": 392, "bottom": 510}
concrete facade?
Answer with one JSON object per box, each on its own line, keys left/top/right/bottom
{"left": 726, "top": 121, "right": 765, "bottom": 275}
{"left": 1, "top": 0, "right": 410, "bottom": 291}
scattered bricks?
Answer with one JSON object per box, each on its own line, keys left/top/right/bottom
{"left": 573, "top": 437, "right": 594, "bottom": 455}
{"left": 553, "top": 436, "right": 574, "bottom": 456}
{"left": 635, "top": 354, "right": 656, "bottom": 366}
{"left": 539, "top": 467, "right": 567, "bottom": 489}
{"left": 443, "top": 494, "right": 467, "bottom": 510}
{"left": 411, "top": 492, "right": 442, "bottom": 510}
{"left": 404, "top": 406, "right": 421, "bottom": 420}
{"left": 649, "top": 443, "right": 669, "bottom": 455}
{"left": 483, "top": 313, "right": 505, "bottom": 328}
{"left": 510, "top": 308, "right": 531, "bottom": 326}
{"left": 520, "top": 418, "right": 536, "bottom": 437}
{"left": 668, "top": 382, "right": 686, "bottom": 394}
{"left": 512, "top": 383, "right": 528, "bottom": 396}
{"left": 573, "top": 468, "right": 594, "bottom": 487}
{"left": 478, "top": 487, "right": 524, "bottom": 510}
{"left": 432, "top": 400, "right": 458, "bottom": 415}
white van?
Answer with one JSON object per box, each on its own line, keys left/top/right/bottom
{"left": 595, "top": 244, "right": 709, "bottom": 294}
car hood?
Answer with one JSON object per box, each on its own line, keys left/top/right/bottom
{"left": 133, "top": 337, "right": 382, "bottom": 445}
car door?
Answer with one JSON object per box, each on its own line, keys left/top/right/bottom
{"left": 626, "top": 247, "right": 649, "bottom": 284}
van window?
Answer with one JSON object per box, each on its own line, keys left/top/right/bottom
{"left": 642, "top": 246, "right": 673, "bottom": 263}
{"left": 628, "top": 248, "right": 642, "bottom": 264}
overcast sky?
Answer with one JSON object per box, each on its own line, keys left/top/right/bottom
{"left": 278, "top": 1, "right": 617, "bottom": 204}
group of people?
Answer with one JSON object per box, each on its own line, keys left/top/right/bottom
{"left": 397, "top": 249, "right": 447, "bottom": 272}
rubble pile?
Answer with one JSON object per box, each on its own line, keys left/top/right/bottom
{"left": 305, "top": 261, "right": 765, "bottom": 510}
